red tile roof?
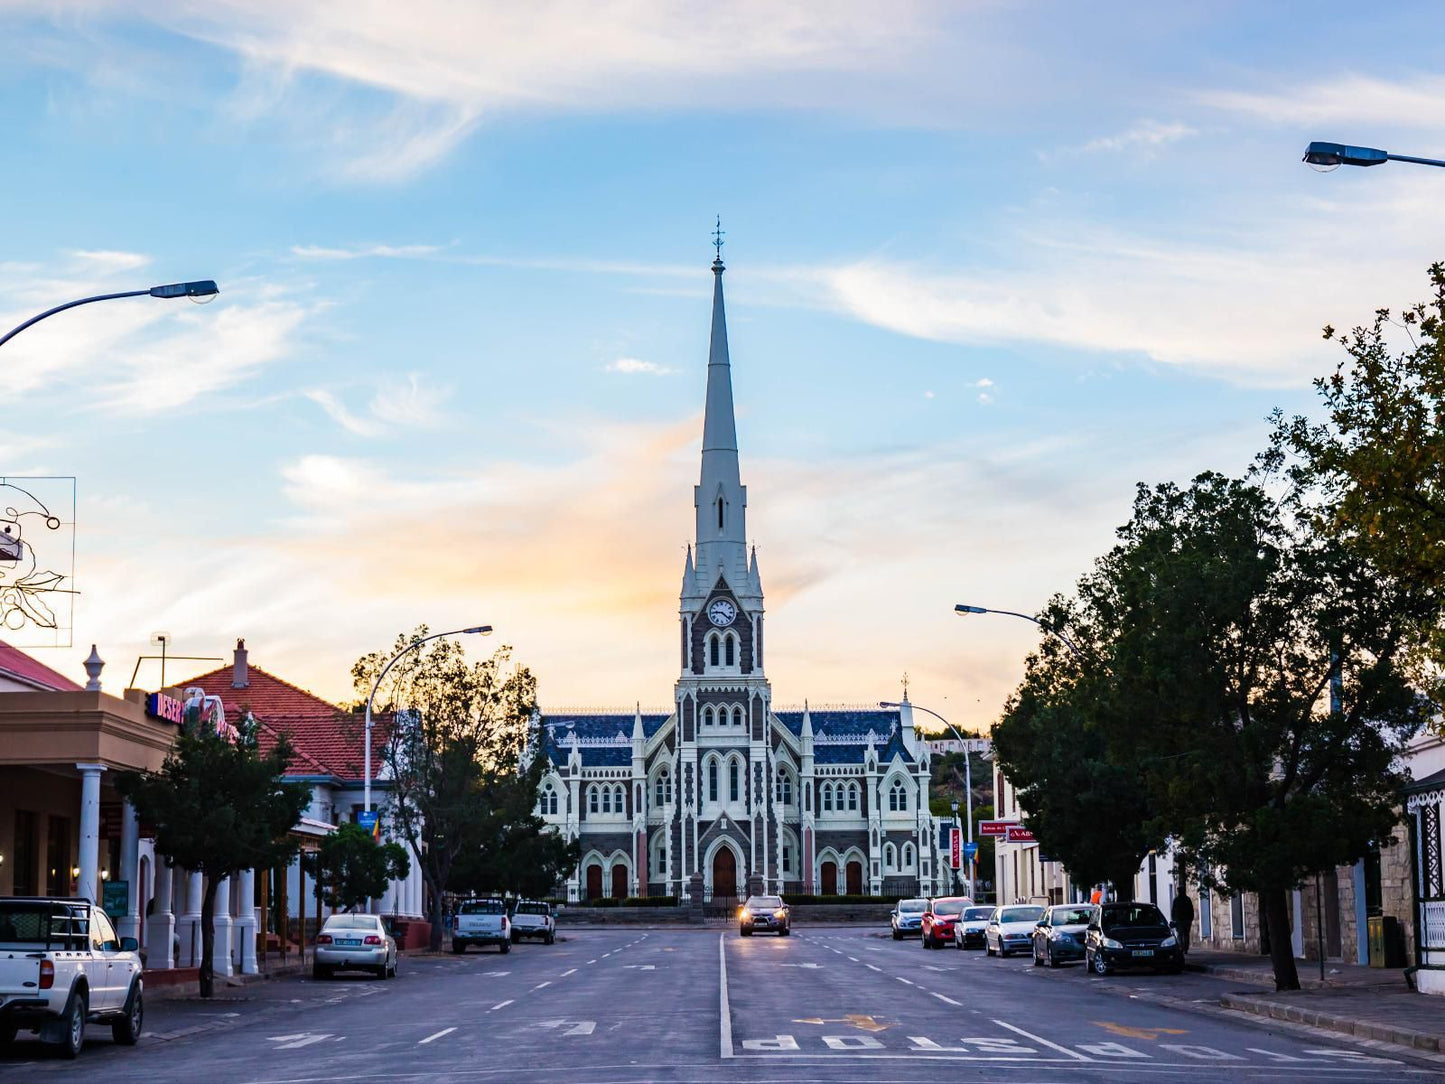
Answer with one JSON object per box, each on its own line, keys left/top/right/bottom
{"left": 177, "top": 662, "right": 374, "bottom": 781}
{"left": 0, "top": 640, "right": 84, "bottom": 692}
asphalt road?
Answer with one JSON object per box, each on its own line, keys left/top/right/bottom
{"left": 3, "top": 926, "right": 1442, "bottom": 1083}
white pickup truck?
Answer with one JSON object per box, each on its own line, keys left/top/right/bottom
{"left": 509, "top": 900, "right": 556, "bottom": 944}
{"left": 0, "top": 897, "right": 144, "bottom": 1058}
{"left": 452, "top": 898, "right": 511, "bottom": 954}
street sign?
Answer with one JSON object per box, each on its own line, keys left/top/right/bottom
{"left": 102, "top": 879, "right": 129, "bottom": 920}
{"left": 978, "top": 820, "right": 1016, "bottom": 837}
{"left": 949, "top": 828, "right": 961, "bottom": 870}
{"left": 963, "top": 841, "right": 979, "bottom": 862}
{"left": 356, "top": 810, "right": 380, "bottom": 840}
{"left": 1005, "top": 825, "right": 1036, "bottom": 843}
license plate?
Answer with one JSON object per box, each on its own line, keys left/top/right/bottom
{"left": 337, "top": 939, "right": 361, "bottom": 946}
{"left": 1132, "top": 949, "right": 1154, "bottom": 957}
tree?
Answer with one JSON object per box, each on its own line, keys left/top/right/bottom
{"left": 307, "top": 822, "right": 410, "bottom": 913}
{"left": 1272, "top": 262, "right": 1445, "bottom": 695}
{"left": 450, "top": 753, "right": 580, "bottom": 900}
{"left": 353, "top": 628, "right": 539, "bottom": 950}
{"left": 1070, "top": 472, "right": 1431, "bottom": 990}
{"left": 116, "top": 715, "right": 309, "bottom": 998}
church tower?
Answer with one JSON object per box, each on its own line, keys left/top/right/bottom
{"left": 671, "top": 233, "right": 774, "bottom": 900}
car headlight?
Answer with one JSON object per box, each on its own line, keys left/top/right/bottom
{"left": 1103, "top": 937, "right": 1122, "bottom": 950}
{"left": 1160, "top": 935, "right": 1177, "bottom": 948}
{"left": 774, "top": 910, "right": 788, "bottom": 920}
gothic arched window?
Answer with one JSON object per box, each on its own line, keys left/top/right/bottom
{"left": 701, "top": 704, "right": 715, "bottom": 728}
{"left": 821, "top": 782, "right": 834, "bottom": 812}
{"left": 655, "top": 769, "right": 672, "bottom": 806}
{"left": 709, "top": 635, "right": 720, "bottom": 667}
{"left": 724, "top": 634, "right": 735, "bottom": 667}
{"left": 589, "top": 786, "right": 600, "bottom": 814}
{"left": 776, "top": 769, "right": 792, "bottom": 805}
{"left": 717, "top": 497, "right": 724, "bottom": 530}
{"left": 902, "top": 842, "right": 915, "bottom": 870}
{"left": 541, "top": 784, "right": 558, "bottom": 816}
{"left": 708, "top": 759, "right": 719, "bottom": 803}
{"left": 615, "top": 784, "right": 626, "bottom": 813}
{"left": 729, "top": 758, "right": 741, "bottom": 802}
{"left": 884, "top": 842, "right": 896, "bottom": 871}
{"left": 889, "top": 779, "right": 907, "bottom": 812}
{"left": 733, "top": 704, "right": 745, "bottom": 727}
{"left": 601, "top": 786, "right": 612, "bottom": 814}
{"left": 847, "top": 783, "right": 859, "bottom": 812}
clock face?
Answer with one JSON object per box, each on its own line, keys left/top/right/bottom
{"left": 708, "top": 599, "right": 737, "bottom": 626}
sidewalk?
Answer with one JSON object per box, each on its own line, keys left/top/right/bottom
{"left": 1182, "top": 947, "right": 1445, "bottom": 1054}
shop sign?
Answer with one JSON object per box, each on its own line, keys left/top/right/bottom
{"left": 102, "top": 879, "right": 129, "bottom": 920}
{"left": 1005, "top": 825, "right": 1036, "bottom": 843}
{"left": 978, "top": 820, "right": 1016, "bottom": 837}
{"left": 949, "top": 828, "right": 961, "bottom": 870}
{"left": 146, "top": 691, "right": 185, "bottom": 725}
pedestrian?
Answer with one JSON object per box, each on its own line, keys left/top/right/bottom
{"left": 1171, "top": 890, "right": 1195, "bottom": 955}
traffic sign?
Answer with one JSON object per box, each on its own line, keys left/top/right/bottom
{"left": 962, "top": 841, "right": 979, "bottom": 861}
{"left": 356, "top": 810, "right": 380, "bottom": 839}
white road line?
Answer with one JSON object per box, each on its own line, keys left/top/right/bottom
{"left": 932, "top": 992, "right": 963, "bottom": 1006}
{"left": 866, "top": 964, "right": 882, "bottom": 972}
{"left": 586, "top": 959, "right": 597, "bottom": 965}
{"left": 993, "top": 1019, "right": 1092, "bottom": 1062}
{"left": 490, "top": 1000, "right": 513, "bottom": 1011}
{"left": 418, "top": 1027, "right": 455, "bottom": 1045}
{"left": 561, "top": 968, "right": 577, "bottom": 976}
{"left": 718, "top": 934, "right": 734, "bottom": 1059}
{"left": 534, "top": 981, "right": 552, "bottom": 990}
{"left": 896, "top": 977, "right": 915, "bottom": 986}
{"left": 847, "top": 956, "right": 859, "bottom": 962}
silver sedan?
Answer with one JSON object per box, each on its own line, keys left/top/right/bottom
{"left": 313, "top": 913, "right": 398, "bottom": 980}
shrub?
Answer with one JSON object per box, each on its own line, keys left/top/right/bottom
{"left": 782, "top": 894, "right": 903, "bottom": 906}
{"left": 622, "top": 896, "right": 679, "bottom": 908}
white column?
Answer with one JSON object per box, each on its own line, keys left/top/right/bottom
{"left": 177, "top": 870, "right": 203, "bottom": 967}
{"left": 118, "top": 801, "right": 141, "bottom": 942}
{"left": 75, "top": 763, "right": 106, "bottom": 905}
{"left": 237, "top": 869, "right": 258, "bottom": 974}
{"left": 212, "top": 875, "right": 234, "bottom": 977}
{"left": 147, "top": 856, "right": 176, "bottom": 970}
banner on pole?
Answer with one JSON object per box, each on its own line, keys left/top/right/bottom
{"left": 949, "top": 828, "right": 961, "bottom": 870}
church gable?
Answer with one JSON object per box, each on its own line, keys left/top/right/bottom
{"left": 688, "top": 576, "right": 754, "bottom": 674}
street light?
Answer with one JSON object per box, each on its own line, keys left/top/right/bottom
{"left": 1302, "top": 141, "right": 1445, "bottom": 171}
{"left": 954, "top": 603, "right": 1085, "bottom": 660}
{"left": 879, "top": 699, "right": 983, "bottom": 901}
{"left": 0, "top": 279, "right": 221, "bottom": 350}
{"left": 363, "top": 625, "right": 493, "bottom": 812}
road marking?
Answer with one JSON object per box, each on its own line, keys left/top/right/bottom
{"left": 418, "top": 1027, "right": 455, "bottom": 1045}
{"left": 895, "top": 976, "right": 915, "bottom": 985}
{"left": 719, "top": 934, "right": 734, "bottom": 1059}
{"left": 994, "top": 1020, "right": 1092, "bottom": 1062}
{"left": 779, "top": 962, "right": 821, "bottom": 969}
{"left": 932, "top": 992, "right": 962, "bottom": 1006}
{"left": 267, "top": 1033, "right": 333, "bottom": 1050}
{"left": 483, "top": 970, "right": 510, "bottom": 977}
{"left": 865, "top": 964, "right": 882, "bottom": 972}
{"left": 621, "top": 964, "right": 656, "bottom": 970}
{"left": 490, "top": 1000, "right": 513, "bottom": 1010}
{"left": 586, "top": 959, "right": 597, "bottom": 964}
{"left": 534, "top": 981, "right": 552, "bottom": 989}
{"left": 793, "top": 1015, "right": 891, "bottom": 1033}
{"left": 537, "top": 1019, "right": 596, "bottom": 1036}
{"left": 561, "top": 968, "right": 577, "bottom": 976}
{"left": 1095, "top": 1021, "right": 1188, "bottom": 1040}
{"left": 847, "top": 956, "right": 859, "bottom": 962}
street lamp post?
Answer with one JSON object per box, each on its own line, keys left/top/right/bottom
{"left": 363, "top": 625, "right": 493, "bottom": 813}
{"left": 1302, "top": 141, "right": 1445, "bottom": 170}
{"left": 954, "top": 603, "right": 1085, "bottom": 660}
{"left": 0, "top": 280, "right": 221, "bottom": 349}
{"left": 879, "top": 699, "right": 982, "bottom": 900}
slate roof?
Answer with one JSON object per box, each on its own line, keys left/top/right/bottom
{"left": 0, "top": 640, "right": 83, "bottom": 691}
{"left": 775, "top": 709, "right": 912, "bottom": 765}
{"left": 540, "top": 712, "right": 668, "bottom": 767}
{"left": 177, "top": 662, "right": 368, "bottom": 781}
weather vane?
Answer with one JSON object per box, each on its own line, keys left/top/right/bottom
{"left": 713, "top": 215, "right": 725, "bottom": 262}
{"left": 901, "top": 671, "right": 910, "bottom": 700}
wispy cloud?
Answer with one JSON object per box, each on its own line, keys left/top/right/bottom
{"left": 304, "top": 374, "right": 448, "bottom": 436}
{"left": 606, "top": 357, "right": 675, "bottom": 376}
{"left": 1078, "top": 119, "right": 1196, "bottom": 155}
{"left": 304, "top": 389, "right": 383, "bottom": 437}
{"left": 291, "top": 242, "right": 445, "bottom": 260}
{"left": 1198, "top": 73, "right": 1445, "bottom": 128}
{"left": 68, "top": 249, "right": 151, "bottom": 272}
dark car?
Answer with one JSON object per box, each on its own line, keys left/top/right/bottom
{"left": 920, "top": 896, "right": 972, "bottom": 949}
{"left": 739, "top": 895, "right": 790, "bottom": 936}
{"left": 1084, "top": 901, "right": 1183, "bottom": 975}
{"left": 1032, "top": 903, "right": 1095, "bottom": 967}
{"left": 953, "top": 905, "right": 995, "bottom": 949}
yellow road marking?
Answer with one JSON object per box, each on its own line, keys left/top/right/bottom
{"left": 792, "top": 1015, "right": 893, "bottom": 1033}
{"left": 1094, "top": 1022, "right": 1189, "bottom": 1040}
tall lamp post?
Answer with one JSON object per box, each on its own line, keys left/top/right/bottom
{"left": 879, "top": 699, "right": 983, "bottom": 900}
{"left": 1302, "top": 141, "right": 1445, "bottom": 171}
{"left": 0, "top": 280, "right": 221, "bottom": 349}
{"left": 954, "top": 603, "right": 1085, "bottom": 661}
{"left": 363, "top": 625, "right": 493, "bottom": 813}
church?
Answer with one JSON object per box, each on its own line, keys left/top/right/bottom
{"left": 535, "top": 245, "right": 944, "bottom": 903}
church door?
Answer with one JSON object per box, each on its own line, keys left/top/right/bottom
{"left": 820, "top": 860, "right": 838, "bottom": 896}
{"left": 713, "top": 847, "right": 737, "bottom": 900}
{"left": 846, "top": 860, "right": 864, "bottom": 895}
{"left": 611, "top": 865, "right": 629, "bottom": 900}
{"left": 585, "top": 864, "right": 603, "bottom": 900}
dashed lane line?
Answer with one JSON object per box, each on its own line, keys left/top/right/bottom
{"left": 561, "top": 968, "right": 577, "bottom": 976}
{"left": 489, "top": 1000, "right": 513, "bottom": 1011}
{"left": 866, "top": 964, "right": 882, "bottom": 972}
{"left": 896, "top": 977, "right": 916, "bottom": 986}
{"left": 418, "top": 1027, "right": 456, "bottom": 1045}
{"left": 534, "top": 981, "right": 552, "bottom": 990}
{"left": 932, "top": 993, "right": 963, "bottom": 1007}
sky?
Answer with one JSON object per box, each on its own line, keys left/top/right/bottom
{"left": 2, "top": 1, "right": 1444, "bottom": 733}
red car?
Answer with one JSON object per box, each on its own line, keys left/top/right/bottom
{"left": 921, "top": 896, "right": 973, "bottom": 949}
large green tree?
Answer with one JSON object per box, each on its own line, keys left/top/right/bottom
{"left": 353, "top": 628, "right": 541, "bottom": 950}
{"left": 116, "top": 715, "right": 310, "bottom": 997}
{"left": 307, "top": 822, "right": 411, "bottom": 913}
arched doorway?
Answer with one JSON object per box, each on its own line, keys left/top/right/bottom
{"left": 611, "top": 864, "right": 629, "bottom": 900}
{"left": 846, "top": 860, "right": 864, "bottom": 895}
{"left": 585, "top": 863, "right": 603, "bottom": 900}
{"left": 712, "top": 847, "right": 737, "bottom": 900}
{"left": 820, "top": 860, "right": 838, "bottom": 896}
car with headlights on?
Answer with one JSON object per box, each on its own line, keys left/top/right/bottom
{"left": 1031, "top": 903, "right": 1096, "bottom": 967}
{"left": 1084, "top": 901, "right": 1183, "bottom": 976}
{"left": 313, "top": 913, "right": 397, "bottom": 980}
{"left": 984, "top": 904, "right": 1045, "bottom": 957}
{"left": 953, "top": 904, "right": 996, "bottom": 949}
{"left": 890, "top": 898, "right": 927, "bottom": 940}
{"left": 920, "top": 896, "right": 972, "bottom": 949}
{"left": 738, "top": 895, "right": 790, "bottom": 936}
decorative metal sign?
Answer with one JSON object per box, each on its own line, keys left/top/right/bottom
{"left": 0, "top": 476, "right": 76, "bottom": 646}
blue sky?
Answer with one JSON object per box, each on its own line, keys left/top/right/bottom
{"left": 3, "top": 2, "right": 1444, "bottom": 730}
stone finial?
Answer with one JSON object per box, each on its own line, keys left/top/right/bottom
{"left": 83, "top": 644, "right": 104, "bottom": 692}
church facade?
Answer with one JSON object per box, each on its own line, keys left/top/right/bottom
{"left": 536, "top": 251, "right": 943, "bottom": 903}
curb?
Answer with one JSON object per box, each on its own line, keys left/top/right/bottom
{"left": 1218, "top": 992, "right": 1445, "bottom": 1054}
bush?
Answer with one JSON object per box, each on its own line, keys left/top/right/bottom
{"left": 782, "top": 894, "right": 903, "bottom": 906}
{"left": 621, "top": 896, "right": 679, "bottom": 908}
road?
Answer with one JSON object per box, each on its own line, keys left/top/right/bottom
{"left": 2, "top": 926, "right": 1440, "bottom": 1082}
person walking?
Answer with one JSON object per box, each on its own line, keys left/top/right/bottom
{"left": 1171, "top": 889, "right": 1195, "bottom": 955}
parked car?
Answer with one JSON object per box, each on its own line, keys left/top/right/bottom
{"left": 984, "top": 904, "right": 1045, "bottom": 957}
{"left": 739, "top": 895, "right": 790, "bottom": 936}
{"left": 1084, "top": 901, "right": 1183, "bottom": 976}
{"left": 0, "top": 896, "right": 144, "bottom": 1058}
{"left": 510, "top": 900, "right": 556, "bottom": 944}
{"left": 890, "top": 898, "right": 927, "bottom": 940}
{"left": 452, "top": 898, "right": 511, "bottom": 954}
{"left": 314, "top": 912, "right": 398, "bottom": 980}
{"left": 920, "top": 896, "right": 972, "bottom": 949}
{"left": 953, "top": 905, "right": 996, "bottom": 949}
{"left": 1032, "top": 904, "right": 1096, "bottom": 967}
